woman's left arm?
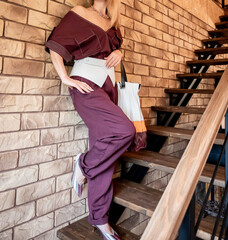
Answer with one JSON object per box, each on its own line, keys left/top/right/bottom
{"left": 105, "top": 49, "right": 122, "bottom": 68}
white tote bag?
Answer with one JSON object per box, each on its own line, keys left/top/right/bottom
{"left": 117, "top": 61, "right": 147, "bottom": 152}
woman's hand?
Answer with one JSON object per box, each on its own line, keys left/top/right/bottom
{"left": 65, "top": 76, "right": 94, "bottom": 94}
{"left": 105, "top": 49, "right": 122, "bottom": 68}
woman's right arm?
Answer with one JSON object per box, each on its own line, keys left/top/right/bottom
{"left": 50, "top": 50, "right": 94, "bottom": 94}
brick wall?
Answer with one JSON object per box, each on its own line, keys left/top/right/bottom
{"left": 0, "top": 0, "right": 223, "bottom": 239}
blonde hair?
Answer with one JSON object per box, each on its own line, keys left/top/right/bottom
{"left": 79, "top": 0, "right": 121, "bottom": 29}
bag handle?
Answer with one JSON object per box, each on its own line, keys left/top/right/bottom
{"left": 120, "top": 60, "right": 141, "bottom": 89}
{"left": 120, "top": 60, "right": 127, "bottom": 88}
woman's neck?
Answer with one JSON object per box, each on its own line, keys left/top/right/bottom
{"left": 93, "top": 0, "right": 107, "bottom": 16}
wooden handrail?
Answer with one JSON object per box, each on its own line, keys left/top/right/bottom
{"left": 141, "top": 66, "right": 228, "bottom": 240}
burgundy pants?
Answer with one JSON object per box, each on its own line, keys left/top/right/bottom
{"left": 69, "top": 76, "right": 136, "bottom": 225}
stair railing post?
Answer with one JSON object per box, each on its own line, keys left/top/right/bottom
{"left": 222, "top": 0, "right": 225, "bottom": 8}
{"left": 178, "top": 192, "right": 195, "bottom": 240}
{"left": 225, "top": 109, "right": 228, "bottom": 238}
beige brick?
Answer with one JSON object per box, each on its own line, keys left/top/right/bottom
{"left": 168, "top": 43, "right": 179, "bottom": 54}
{"left": 141, "top": 98, "right": 156, "bottom": 108}
{"left": 0, "top": 130, "right": 39, "bottom": 151}
{"left": 149, "top": 88, "right": 166, "bottom": 97}
{"left": 122, "top": 39, "right": 134, "bottom": 51}
{"left": 5, "top": 21, "right": 45, "bottom": 44}
{"left": 0, "top": 229, "right": 12, "bottom": 240}
{"left": 48, "top": 1, "right": 71, "bottom": 18}
{"left": 150, "top": 67, "right": 163, "bottom": 78}
{"left": 126, "top": 6, "right": 142, "bottom": 22}
{"left": 125, "top": 28, "right": 141, "bottom": 42}
{"left": 0, "top": 166, "right": 38, "bottom": 192}
{"left": 0, "top": 95, "right": 42, "bottom": 112}
{"left": 0, "top": 202, "right": 35, "bottom": 232}
{"left": 142, "top": 55, "right": 158, "bottom": 66}
{"left": 156, "top": 59, "right": 169, "bottom": 69}
{"left": 134, "top": 64, "right": 149, "bottom": 76}
{"left": 59, "top": 111, "right": 83, "bottom": 126}
{"left": 0, "top": 19, "right": 4, "bottom": 36}
{"left": 0, "top": 57, "right": 2, "bottom": 73}
{"left": 19, "top": 145, "right": 57, "bottom": 166}
{"left": 26, "top": 43, "right": 50, "bottom": 61}
{"left": 127, "top": 74, "right": 142, "bottom": 84}
{"left": 0, "top": 114, "right": 20, "bottom": 132}
{"left": 121, "top": 0, "right": 134, "bottom": 8}
{"left": 0, "top": 151, "right": 18, "bottom": 171}
{"left": 125, "top": 50, "right": 141, "bottom": 64}
{"left": 0, "top": 2, "right": 27, "bottom": 23}
{"left": 45, "top": 63, "right": 60, "bottom": 79}
{"left": 28, "top": 10, "right": 60, "bottom": 30}
{"left": 150, "top": 47, "right": 163, "bottom": 58}
{"left": 65, "top": 0, "right": 78, "bottom": 7}
{"left": 56, "top": 173, "right": 72, "bottom": 192}
{"left": 149, "top": 27, "right": 163, "bottom": 40}
{"left": 16, "top": 178, "right": 55, "bottom": 204}
{"left": 150, "top": 8, "right": 163, "bottom": 21}
{"left": 21, "top": 112, "right": 59, "bottom": 130}
{"left": 0, "top": 38, "right": 25, "bottom": 57}
{"left": 43, "top": 96, "right": 74, "bottom": 111}
{"left": 41, "top": 127, "right": 74, "bottom": 145}
{"left": 33, "top": 229, "right": 55, "bottom": 240}
{"left": 39, "top": 157, "right": 72, "bottom": 179}
{"left": 156, "top": 2, "right": 168, "bottom": 15}
{"left": 141, "top": 34, "right": 156, "bottom": 47}
{"left": 37, "top": 190, "right": 70, "bottom": 216}
{"left": 8, "top": 0, "right": 47, "bottom": 12}
{"left": 121, "top": 15, "right": 133, "bottom": 28}
{"left": 135, "top": 1, "right": 149, "bottom": 15}
{"left": 142, "top": 15, "right": 156, "bottom": 27}
{"left": 74, "top": 124, "right": 88, "bottom": 140}
{"left": 142, "top": 0, "right": 155, "bottom": 8}
{"left": 23, "top": 78, "right": 60, "bottom": 95}
{"left": 0, "top": 76, "right": 22, "bottom": 94}
{"left": 55, "top": 200, "right": 85, "bottom": 226}
{"left": 138, "top": 87, "right": 149, "bottom": 97}
{"left": 0, "top": 190, "right": 15, "bottom": 211}
{"left": 163, "top": 69, "right": 176, "bottom": 79}
{"left": 134, "top": 21, "right": 149, "bottom": 35}
{"left": 14, "top": 213, "right": 54, "bottom": 240}
{"left": 3, "top": 58, "right": 44, "bottom": 77}
{"left": 155, "top": 40, "right": 168, "bottom": 51}
{"left": 141, "top": 76, "right": 156, "bottom": 87}
{"left": 169, "top": 27, "right": 179, "bottom": 37}
{"left": 58, "top": 139, "right": 88, "bottom": 158}
{"left": 156, "top": 78, "right": 169, "bottom": 88}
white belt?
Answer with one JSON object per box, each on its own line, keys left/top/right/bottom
{"left": 70, "top": 57, "right": 116, "bottom": 87}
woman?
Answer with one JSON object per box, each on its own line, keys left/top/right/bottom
{"left": 45, "top": 0, "right": 136, "bottom": 239}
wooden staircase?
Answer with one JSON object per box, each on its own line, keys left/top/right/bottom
{"left": 57, "top": 10, "right": 228, "bottom": 240}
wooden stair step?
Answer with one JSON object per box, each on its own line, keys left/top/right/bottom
{"left": 165, "top": 88, "right": 214, "bottom": 94}
{"left": 151, "top": 106, "right": 205, "bottom": 114}
{"left": 219, "top": 15, "right": 228, "bottom": 22}
{"left": 114, "top": 178, "right": 222, "bottom": 238}
{"left": 195, "top": 47, "right": 228, "bottom": 55}
{"left": 120, "top": 150, "right": 225, "bottom": 187}
{"left": 147, "top": 125, "right": 225, "bottom": 145}
{"left": 57, "top": 216, "right": 140, "bottom": 240}
{"left": 176, "top": 72, "right": 223, "bottom": 79}
{"left": 187, "top": 58, "right": 228, "bottom": 66}
{"left": 215, "top": 21, "right": 228, "bottom": 29}
{"left": 113, "top": 178, "right": 162, "bottom": 217}
{"left": 202, "top": 36, "right": 228, "bottom": 45}
{"left": 209, "top": 28, "right": 228, "bottom": 37}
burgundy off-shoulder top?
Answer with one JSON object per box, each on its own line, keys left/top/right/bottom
{"left": 45, "top": 10, "right": 123, "bottom": 63}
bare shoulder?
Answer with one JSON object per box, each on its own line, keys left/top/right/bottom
{"left": 71, "top": 5, "right": 91, "bottom": 18}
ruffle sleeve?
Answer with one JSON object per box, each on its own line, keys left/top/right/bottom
{"left": 45, "top": 12, "right": 77, "bottom": 63}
